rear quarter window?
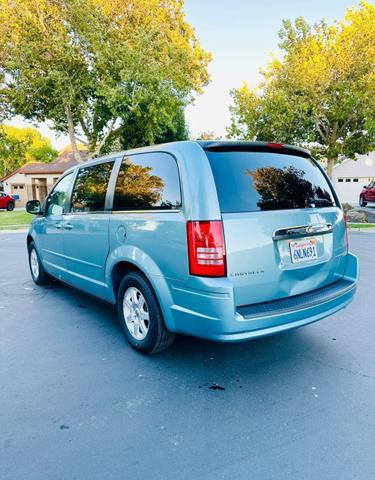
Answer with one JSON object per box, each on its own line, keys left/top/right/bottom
{"left": 206, "top": 150, "right": 337, "bottom": 213}
{"left": 113, "top": 152, "right": 182, "bottom": 211}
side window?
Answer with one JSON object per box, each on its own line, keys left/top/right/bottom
{"left": 71, "top": 162, "right": 114, "bottom": 213}
{"left": 113, "top": 152, "right": 181, "bottom": 211}
{"left": 45, "top": 173, "right": 73, "bottom": 216}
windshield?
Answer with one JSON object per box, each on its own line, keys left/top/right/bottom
{"left": 206, "top": 150, "right": 337, "bottom": 213}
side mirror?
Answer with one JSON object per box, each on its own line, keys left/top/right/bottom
{"left": 26, "top": 200, "right": 42, "bottom": 215}
{"left": 363, "top": 185, "right": 368, "bottom": 189}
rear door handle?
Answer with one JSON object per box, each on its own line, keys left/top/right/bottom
{"left": 63, "top": 223, "right": 73, "bottom": 230}
{"left": 273, "top": 223, "right": 333, "bottom": 241}
{"left": 55, "top": 223, "right": 63, "bottom": 229}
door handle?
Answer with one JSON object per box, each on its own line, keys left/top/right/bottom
{"left": 55, "top": 223, "right": 63, "bottom": 229}
{"left": 273, "top": 223, "right": 333, "bottom": 241}
{"left": 63, "top": 223, "right": 73, "bottom": 230}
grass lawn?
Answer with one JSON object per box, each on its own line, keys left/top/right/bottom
{"left": 347, "top": 223, "right": 375, "bottom": 229}
{"left": 0, "top": 211, "right": 33, "bottom": 230}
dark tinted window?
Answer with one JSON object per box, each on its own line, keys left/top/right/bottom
{"left": 45, "top": 173, "right": 73, "bottom": 216}
{"left": 113, "top": 153, "right": 181, "bottom": 210}
{"left": 71, "top": 162, "right": 113, "bottom": 212}
{"left": 206, "top": 151, "right": 336, "bottom": 213}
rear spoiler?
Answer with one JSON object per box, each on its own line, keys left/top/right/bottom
{"left": 198, "top": 141, "right": 311, "bottom": 159}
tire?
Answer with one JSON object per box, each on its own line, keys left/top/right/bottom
{"left": 28, "top": 241, "right": 51, "bottom": 285}
{"left": 359, "top": 196, "right": 367, "bottom": 207}
{"left": 117, "top": 271, "right": 175, "bottom": 354}
{"left": 7, "top": 202, "right": 14, "bottom": 211}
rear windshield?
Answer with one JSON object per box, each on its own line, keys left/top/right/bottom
{"left": 206, "top": 150, "right": 337, "bottom": 213}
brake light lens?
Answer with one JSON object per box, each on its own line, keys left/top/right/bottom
{"left": 187, "top": 221, "right": 226, "bottom": 277}
{"left": 267, "top": 142, "right": 284, "bottom": 148}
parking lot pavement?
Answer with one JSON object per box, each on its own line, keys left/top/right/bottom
{"left": 1, "top": 233, "right": 374, "bottom": 480}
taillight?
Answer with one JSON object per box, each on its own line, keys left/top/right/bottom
{"left": 187, "top": 221, "right": 226, "bottom": 277}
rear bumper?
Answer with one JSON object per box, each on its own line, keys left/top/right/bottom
{"left": 168, "top": 252, "right": 358, "bottom": 342}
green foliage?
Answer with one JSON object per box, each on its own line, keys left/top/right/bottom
{"left": 154, "top": 108, "right": 189, "bottom": 145}
{"left": 0, "top": 0, "right": 211, "bottom": 157}
{"left": 0, "top": 125, "right": 57, "bottom": 177}
{"left": 228, "top": 2, "right": 375, "bottom": 177}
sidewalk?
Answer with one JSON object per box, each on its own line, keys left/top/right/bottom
{"left": 0, "top": 228, "right": 28, "bottom": 234}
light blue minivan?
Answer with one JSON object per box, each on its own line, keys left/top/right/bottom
{"left": 26, "top": 141, "right": 358, "bottom": 353}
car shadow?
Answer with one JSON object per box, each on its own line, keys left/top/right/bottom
{"left": 47, "top": 279, "right": 336, "bottom": 389}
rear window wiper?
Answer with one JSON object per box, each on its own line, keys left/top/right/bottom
{"left": 306, "top": 198, "right": 335, "bottom": 207}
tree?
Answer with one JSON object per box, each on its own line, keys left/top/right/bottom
{"left": 0, "top": 0, "right": 211, "bottom": 160}
{"left": 154, "top": 108, "right": 189, "bottom": 146}
{"left": 196, "top": 131, "right": 222, "bottom": 140}
{"left": 0, "top": 125, "right": 57, "bottom": 177}
{"left": 118, "top": 106, "right": 189, "bottom": 152}
{"left": 115, "top": 159, "right": 165, "bottom": 208}
{"left": 228, "top": 2, "right": 375, "bottom": 177}
{"left": 247, "top": 165, "right": 332, "bottom": 210}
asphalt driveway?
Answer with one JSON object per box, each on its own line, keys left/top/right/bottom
{"left": 1, "top": 233, "right": 374, "bottom": 480}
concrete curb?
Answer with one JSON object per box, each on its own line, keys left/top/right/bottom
{"left": 348, "top": 229, "right": 375, "bottom": 233}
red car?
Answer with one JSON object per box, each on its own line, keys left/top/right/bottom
{"left": 359, "top": 179, "right": 375, "bottom": 206}
{"left": 0, "top": 192, "right": 15, "bottom": 211}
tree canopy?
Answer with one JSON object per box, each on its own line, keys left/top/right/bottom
{"left": 0, "top": 125, "right": 57, "bottom": 177}
{"left": 228, "top": 1, "right": 375, "bottom": 177}
{"left": 0, "top": 0, "right": 211, "bottom": 160}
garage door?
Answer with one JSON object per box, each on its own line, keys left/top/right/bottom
{"left": 11, "top": 184, "right": 28, "bottom": 207}
{"left": 334, "top": 178, "right": 368, "bottom": 205}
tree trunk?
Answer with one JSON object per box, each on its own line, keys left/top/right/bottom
{"left": 64, "top": 102, "right": 83, "bottom": 164}
{"left": 326, "top": 157, "right": 335, "bottom": 179}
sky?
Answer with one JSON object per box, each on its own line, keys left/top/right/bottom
{"left": 10, "top": 0, "right": 357, "bottom": 150}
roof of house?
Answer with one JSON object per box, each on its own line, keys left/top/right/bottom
{"left": 333, "top": 152, "right": 375, "bottom": 178}
{"left": 0, "top": 147, "right": 88, "bottom": 182}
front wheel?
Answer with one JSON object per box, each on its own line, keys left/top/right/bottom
{"left": 117, "top": 271, "right": 175, "bottom": 354}
{"left": 28, "top": 242, "right": 51, "bottom": 285}
{"left": 6, "top": 202, "right": 14, "bottom": 211}
{"left": 359, "top": 196, "right": 367, "bottom": 207}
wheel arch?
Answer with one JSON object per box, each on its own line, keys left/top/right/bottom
{"left": 108, "top": 256, "right": 177, "bottom": 332}
{"left": 27, "top": 234, "right": 34, "bottom": 247}
{"left": 111, "top": 260, "right": 144, "bottom": 300}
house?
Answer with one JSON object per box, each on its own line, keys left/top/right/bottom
{"left": 0, "top": 146, "right": 88, "bottom": 207}
{"left": 332, "top": 152, "right": 375, "bottom": 205}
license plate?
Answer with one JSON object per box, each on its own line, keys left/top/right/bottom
{"left": 289, "top": 238, "right": 318, "bottom": 263}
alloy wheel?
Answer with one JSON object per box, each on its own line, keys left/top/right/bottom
{"left": 30, "top": 248, "right": 39, "bottom": 280}
{"left": 123, "top": 287, "right": 150, "bottom": 340}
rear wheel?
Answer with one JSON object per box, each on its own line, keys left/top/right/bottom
{"left": 359, "top": 196, "right": 367, "bottom": 207}
{"left": 28, "top": 242, "right": 51, "bottom": 285}
{"left": 117, "top": 271, "right": 175, "bottom": 354}
{"left": 6, "top": 202, "right": 14, "bottom": 211}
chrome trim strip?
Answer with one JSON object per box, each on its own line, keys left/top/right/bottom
{"left": 61, "top": 209, "right": 182, "bottom": 216}
{"left": 112, "top": 209, "right": 182, "bottom": 214}
{"left": 272, "top": 223, "right": 333, "bottom": 241}
{"left": 63, "top": 211, "right": 110, "bottom": 216}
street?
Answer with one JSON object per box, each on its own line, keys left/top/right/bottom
{"left": 1, "top": 232, "right": 374, "bottom": 480}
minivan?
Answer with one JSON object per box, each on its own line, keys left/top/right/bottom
{"left": 26, "top": 141, "right": 358, "bottom": 353}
